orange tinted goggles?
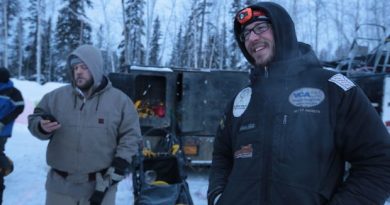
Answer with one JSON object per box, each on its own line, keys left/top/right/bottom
{"left": 236, "top": 8, "right": 267, "bottom": 25}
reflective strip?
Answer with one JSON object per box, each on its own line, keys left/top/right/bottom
{"left": 328, "top": 74, "right": 355, "bottom": 91}
{"left": 0, "top": 96, "right": 10, "bottom": 101}
{"left": 13, "top": 101, "right": 25, "bottom": 106}
{"left": 0, "top": 96, "right": 24, "bottom": 106}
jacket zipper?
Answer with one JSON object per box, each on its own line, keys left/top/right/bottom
{"left": 262, "top": 115, "right": 273, "bottom": 203}
{"left": 280, "top": 114, "right": 288, "bottom": 162}
{"left": 77, "top": 97, "right": 86, "bottom": 172}
{"left": 261, "top": 65, "right": 270, "bottom": 203}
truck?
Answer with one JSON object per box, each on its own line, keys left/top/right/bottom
{"left": 323, "top": 24, "right": 390, "bottom": 131}
{"left": 109, "top": 66, "right": 249, "bottom": 166}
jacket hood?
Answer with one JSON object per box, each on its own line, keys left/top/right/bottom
{"left": 234, "top": 2, "right": 299, "bottom": 66}
{"left": 67, "top": 44, "right": 104, "bottom": 89}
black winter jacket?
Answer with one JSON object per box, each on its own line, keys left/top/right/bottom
{"left": 208, "top": 2, "right": 390, "bottom": 205}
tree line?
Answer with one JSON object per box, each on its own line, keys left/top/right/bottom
{"left": 1, "top": 0, "right": 389, "bottom": 83}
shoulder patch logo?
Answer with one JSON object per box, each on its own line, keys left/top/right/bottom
{"left": 289, "top": 87, "right": 325, "bottom": 107}
{"left": 233, "top": 87, "right": 252, "bottom": 117}
{"left": 328, "top": 73, "right": 355, "bottom": 91}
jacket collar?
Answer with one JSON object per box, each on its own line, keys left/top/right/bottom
{"left": 250, "top": 43, "right": 321, "bottom": 83}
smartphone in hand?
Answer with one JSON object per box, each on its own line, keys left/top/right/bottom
{"left": 41, "top": 114, "right": 58, "bottom": 123}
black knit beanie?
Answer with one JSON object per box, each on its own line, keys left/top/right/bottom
{"left": 0, "top": 67, "right": 10, "bottom": 83}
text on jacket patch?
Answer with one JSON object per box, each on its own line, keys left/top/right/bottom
{"left": 234, "top": 144, "right": 253, "bottom": 159}
{"left": 233, "top": 87, "right": 252, "bottom": 117}
{"left": 289, "top": 87, "right": 324, "bottom": 114}
{"left": 239, "top": 123, "right": 256, "bottom": 132}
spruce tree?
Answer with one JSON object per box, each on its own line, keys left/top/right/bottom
{"left": 148, "top": 16, "right": 161, "bottom": 66}
{"left": 24, "top": 0, "right": 44, "bottom": 79}
{"left": 229, "top": 0, "right": 244, "bottom": 69}
{"left": 169, "top": 26, "right": 183, "bottom": 67}
{"left": 54, "top": 0, "right": 92, "bottom": 81}
{"left": 196, "top": 0, "right": 212, "bottom": 68}
{"left": 204, "top": 32, "right": 219, "bottom": 69}
{"left": 218, "top": 22, "right": 229, "bottom": 69}
{"left": 181, "top": 0, "right": 198, "bottom": 68}
{"left": 181, "top": 0, "right": 212, "bottom": 68}
{"left": 119, "top": 0, "right": 146, "bottom": 67}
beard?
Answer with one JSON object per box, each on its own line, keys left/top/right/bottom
{"left": 253, "top": 42, "right": 275, "bottom": 67}
{"left": 254, "top": 52, "right": 274, "bottom": 66}
{"left": 76, "top": 77, "right": 94, "bottom": 92}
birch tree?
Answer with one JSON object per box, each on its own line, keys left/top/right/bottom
{"left": 12, "top": 17, "right": 24, "bottom": 78}
{"left": 25, "top": 0, "right": 44, "bottom": 81}
{"left": 0, "top": 0, "right": 20, "bottom": 68}
{"left": 98, "top": 0, "right": 116, "bottom": 72}
{"left": 145, "top": 0, "right": 157, "bottom": 65}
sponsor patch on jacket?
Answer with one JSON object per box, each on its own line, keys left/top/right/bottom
{"left": 289, "top": 87, "right": 325, "bottom": 107}
{"left": 234, "top": 144, "right": 253, "bottom": 159}
{"left": 328, "top": 74, "right": 355, "bottom": 91}
{"left": 233, "top": 87, "right": 252, "bottom": 117}
{"left": 239, "top": 123, "right": 256, "bottom": 132}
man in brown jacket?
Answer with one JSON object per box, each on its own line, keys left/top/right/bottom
{"left": 28, "top": 44, "right": 142, "bottom": 205}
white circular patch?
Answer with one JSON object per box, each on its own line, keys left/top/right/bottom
{"left": 289, "top": 87, "right": 325, "bottom": 107}
{"left": 233, "top": 87, "right": 252, "bottom": 117}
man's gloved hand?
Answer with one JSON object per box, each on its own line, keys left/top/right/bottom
{"left": 105, "top": 157, "right": 130, "bottom": 185}
{"left": 89, "top": 173, "right": 109, "bottom": 205}
{"left": 0, "top": 122, "right": 4, "bottom": 132}
{"left": 207, "top": 186, "right": 224, "bottom": 205}
{"left": 89, "top": 157, "right": 130, "bottom": 205}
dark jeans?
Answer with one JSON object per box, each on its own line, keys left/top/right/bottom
{"left": 0, "top": 137, "right": 8, "bottom": 205}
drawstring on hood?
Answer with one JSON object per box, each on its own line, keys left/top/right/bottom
{"left": 72, "top": 75, "right": 109, "bottom": 111}
{"left": 93, "top": 77, "right": 108, "bottom": 111}
{"left": 96, "top": 95, "right": 101, "bottom": 111}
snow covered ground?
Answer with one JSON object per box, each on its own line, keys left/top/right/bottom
{"left": 2, "top": 79, "right": 209, "bottom": 205}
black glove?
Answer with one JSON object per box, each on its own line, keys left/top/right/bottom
{"left": 106, "top": 157, "right": 130, "bottom": 185}
{"left": 207, "top": 186, "right": 224, "bottom": 205}
{"left": 89, "top": 157, "right": 130, "bottom": 205}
